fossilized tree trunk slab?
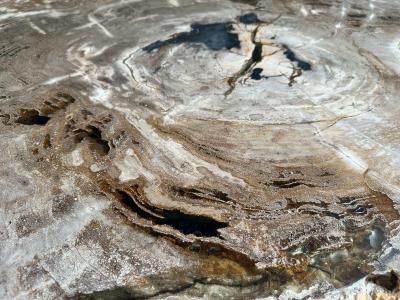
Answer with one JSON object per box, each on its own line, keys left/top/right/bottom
{"left": 1, "top": 0, "right": 400, "bottom": 299}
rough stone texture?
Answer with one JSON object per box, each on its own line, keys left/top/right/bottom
{"left": 1, "top": 0, "right": 400, "bottom": 299}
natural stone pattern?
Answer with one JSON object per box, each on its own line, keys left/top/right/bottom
{"left": 1, "top": 0, "right": 400, "bottom": 299}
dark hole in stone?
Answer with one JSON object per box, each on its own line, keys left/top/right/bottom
{"left": 16, "top": 109, "right": 50, "bottom": 126}
{"left": 73, "top": 126, "right": 110, "bottom": 155}
{"left": 282, "top": 44, "right": 312, "bottom": 71}
{"left": 116, "top": 189, "right": 228, "bottom": 237}
{"left": 159, "top": 210, "right": 228, "bottom": 237}
{"left": 143, "top": 22, "right": 240, "bottom": 52}
{"left": 251, "top": 68, "right": 264, "bottom": 80}
{"left": 366, "top": 271, "right": 399, "bottom": 292}
{"left": 87, "top": 135, "right": 110, "bottom": 156}
{"left": 239, "top": 13, "right": 259, "bottom": 24}
{"left": 251, "top": 43, "right": 263, "bottom": 63}
{"left": 86, "top": 125, "right": 102, "bottom": 140}
{"left": 212, "top": 190, "right": 232, "bottom": 202}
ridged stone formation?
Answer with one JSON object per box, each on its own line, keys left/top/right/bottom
{"left": 1, "top": 0, "right": 400, "bottom": 299}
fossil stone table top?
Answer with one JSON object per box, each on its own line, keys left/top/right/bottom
{"left": 1, "top": 0, "right": 400, "bottom": 299}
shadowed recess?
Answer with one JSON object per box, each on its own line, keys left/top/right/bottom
{"left": 143, "top": 22, "right": 241, "bottom": 52}
{"left": 159, "top": 210, "right": 228, "bottom": 237}
{"left": 15, "top": 109, "right": 50, "bottom": 126}
{"left": 282, "top": 44, "right": 312, "bottom": 71}
{"left": 73, "top": 125, "right": 110, "bottom": 156}
{"left": 250, "top": 67, "right": 264, "bottom": 80}
{"left": 239, "top": 13, "right": 259, "bottom": 24}
{"left": 116, "top": 190, "right": 228, "bottom": 237}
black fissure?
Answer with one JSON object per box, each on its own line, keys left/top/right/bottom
{"left": 16, "top": 109, "right": 50, "bottom": 126}
{"left": 116, "top": 189, "right": 228, "bottom": 237}
{"left": 143, "top": 22, "right": 240, "bottom": 52}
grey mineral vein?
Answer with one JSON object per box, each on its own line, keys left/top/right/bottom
{"left": 1, "top": 0, "right": 400, "bottom": 299}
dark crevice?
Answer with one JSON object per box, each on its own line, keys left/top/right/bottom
{"left": 173, "top": 187, "right": 234, "bottom": 203}
{"left": 115, "top": 189, "right": 228, "bottom": 237}
{"left": 15, "top": 109, "right": 50, "bottom": 126}
{"left": 251, "top": 43, "right": 263, "bottom": 62}
{"left": 112, "top": 206, "right": 258, "bottom": 271}
{"left": 15, "top": 93, "right": 76, "bottom": 126}
{"left": 73, "top": 125, "right": 110, "bottom": 155}
{"left": 304, "top": 1, "right": 332, "bottom": 7}
{"left": 213, "top": 190, "right": 232, "bottom": 202}
{"left": 174, "top": 187, "right": 204, "bottom": 199}
{"left": 239, "top": 13, "right": 260, "bottom": 24}
{"left": 116, "top": 190, "right": 158, "bottom": 220}
{"left": 347, "top": 13, "right": 367, "bottom": 19}
{"left": 225, "top": 25, "right": 262, "bottom": 96}
{"left": 143, "top": 22, "right": 240, "bottom": 52}
{"left": 230, "top": 0, "right": 259, "bottom": 6}
{"left": 159, "top": 211, "right": 228, "bottom": 237}
{"left": 319, "top": 210, "right": 342, "bottom": 219}
{"left": 250, "top": 67, "right": 265, "bottom": 80}
{"left": 269, "top": 178, "right": 317, "bottom": 189}
{"left": 282, "top": 44, "right": 311, "bottom": 71}
{"left": 72, "top": 201, "right": 268, "bottom": 298}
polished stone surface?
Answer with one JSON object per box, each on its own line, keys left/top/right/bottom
{"left": 1, "top": 0, "right": 400, "bottom": 298}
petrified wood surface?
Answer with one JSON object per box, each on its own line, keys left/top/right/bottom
{"left": 1, "top": 0, "right": 400, "bottom": 299}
